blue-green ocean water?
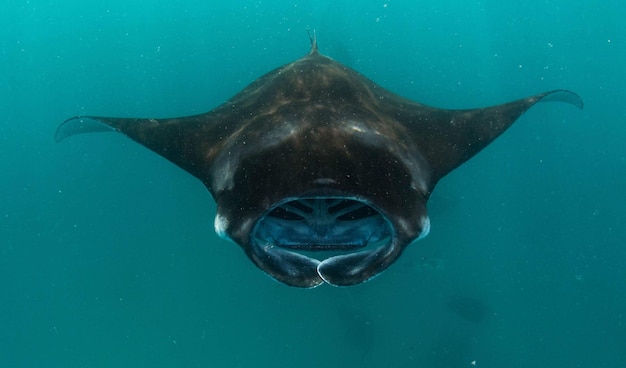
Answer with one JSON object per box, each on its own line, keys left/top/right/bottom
{"left": 2, "top": 1, "right": 625, "bottom": 367}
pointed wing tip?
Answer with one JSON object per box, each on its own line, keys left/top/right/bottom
{"left": 540, "top": 90, "right": 584, "bottom": 110}
{"left": 55, "top": 116, "right": 116, "bottom": 143}
{"left": 54, "top": 116, "right": 79, "bottom": 142}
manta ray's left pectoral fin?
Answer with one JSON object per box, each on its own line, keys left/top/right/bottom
{"left": 410, "top": 89, "right": 583, "bottom": 184}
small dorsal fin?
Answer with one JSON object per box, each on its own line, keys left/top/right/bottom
{"left": 306, "top": 29, "right": 318, "bottom": 54}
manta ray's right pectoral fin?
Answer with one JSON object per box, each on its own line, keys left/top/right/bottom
{"left": 55, "top": 116, "right": 118, "bottom": 142}
{"left": 56, "top": 114, "right": 224, "bottom": 184}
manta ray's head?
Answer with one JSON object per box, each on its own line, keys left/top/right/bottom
{"left": 211, "top": 122, "right": 433, "bottom": 288}
{"left": 201, "top": 45, "right": 437, "bottom": 288}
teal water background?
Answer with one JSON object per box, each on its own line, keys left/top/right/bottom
{"left": 2, "top": 1, "right": 625, "bottom": 367}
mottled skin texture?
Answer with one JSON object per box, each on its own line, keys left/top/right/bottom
{"left": 57, "top": 40, "right": 582, "bottom": 287}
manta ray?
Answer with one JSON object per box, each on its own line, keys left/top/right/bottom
{"left": 57, "top": 36, "right": 583, "bottom": 288}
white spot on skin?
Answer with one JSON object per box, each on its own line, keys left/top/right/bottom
{"left": 395, "top": 217, "right": 411, "bottom": 236}
{"left": 214, "top": 214, "right": 229, "bottom": 239}
{"left": 347, "top": 122, "right": 367, "bottom": 133}
{"left": 211, "top": 153, "right": 237, "bottom": 192}
{"left": 417, "top": 216, "right": 430, "bottom": 240}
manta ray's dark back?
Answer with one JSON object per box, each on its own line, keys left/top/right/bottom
{"left": 57, "top": 39, "right": 582, "bottom": 288}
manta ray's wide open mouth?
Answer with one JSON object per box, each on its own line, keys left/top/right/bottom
{"left": 257, "top": 197, "right": 391, "bottom": 250}
{"left": 250, "top": 196, "right": 401, "bottom": 287}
